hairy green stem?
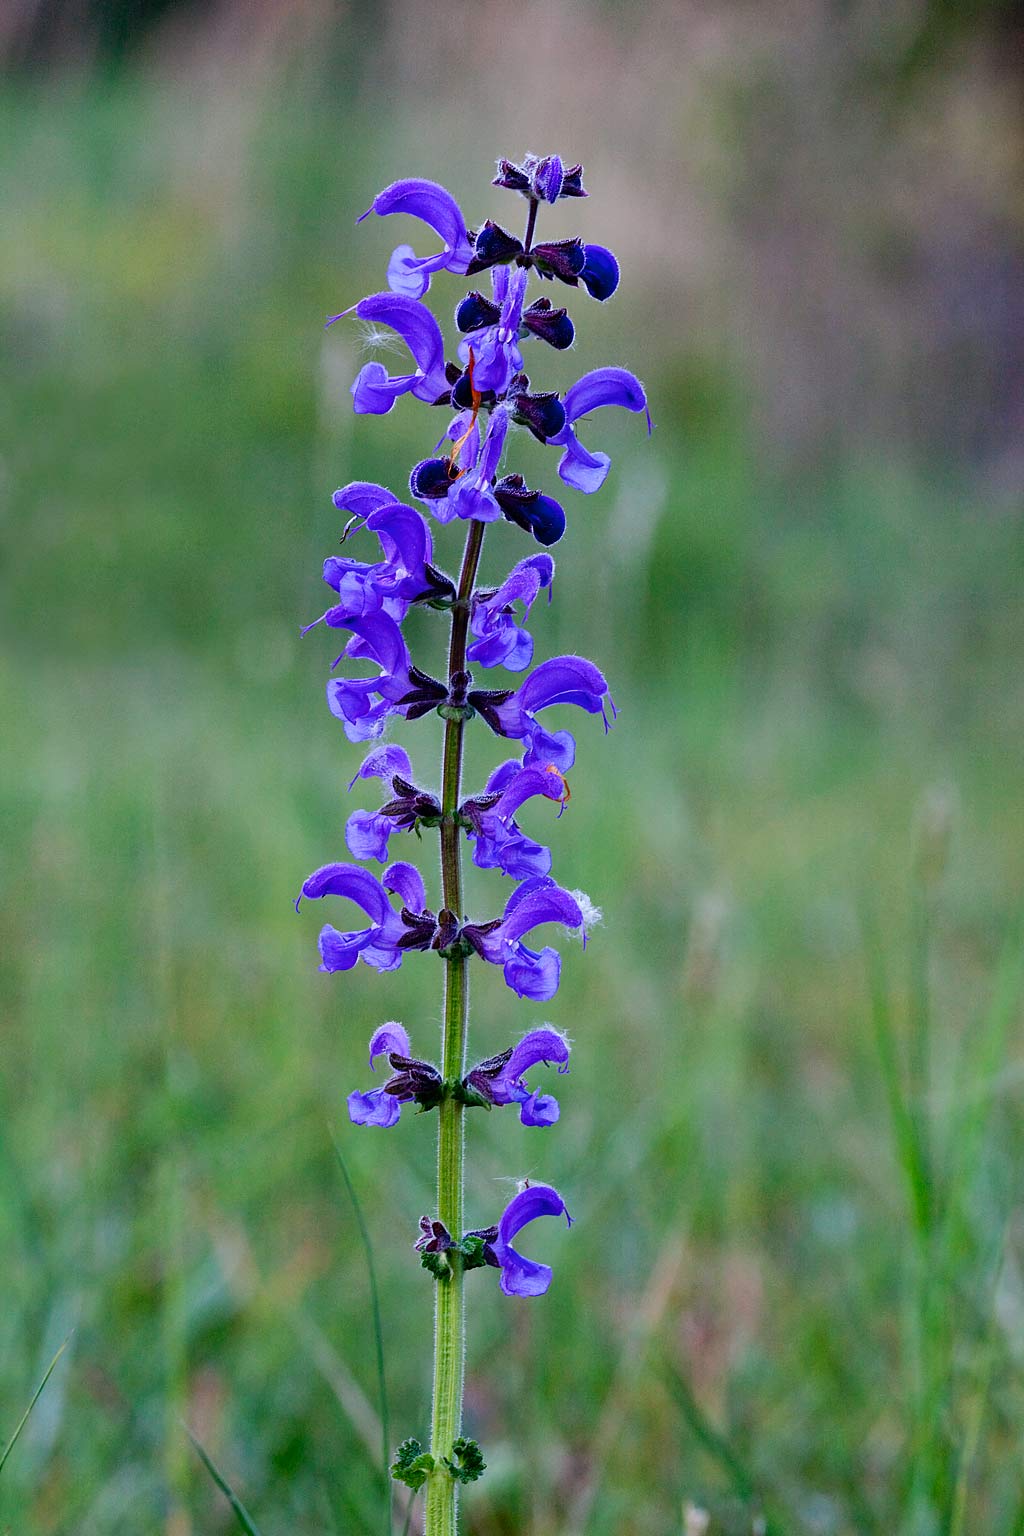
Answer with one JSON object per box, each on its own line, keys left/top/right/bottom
{"left": 425, "top": 518, "right": 485, "bottom": 1536}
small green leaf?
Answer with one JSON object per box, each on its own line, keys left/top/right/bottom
{"left": 443, "top": 1437, "right": 486, "bottom": 1484}
{"left": 391, "top": 1438, "right": 435, "bottom": 1490}
{"left": 420, "top": 1250, "right": 451, "bottom": 1280}
{"left": 457, "top": 1235, "right": 493, "bottom": 1272}
{"left": 451, "top": 1081, "right": 492, "bottom": 1110}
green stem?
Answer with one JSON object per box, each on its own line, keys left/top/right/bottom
{"left": 425, "top": 518, "right": 485, "bottom": 1536}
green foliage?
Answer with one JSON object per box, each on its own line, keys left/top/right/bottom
{"left": 419, "top": 1250, "right": 451, "bottom": 1281}
{"left": 452, "top": 1080, "right": 493, "bottom": 1109}
{"left": 457, "top": 1235, "right": 494, "bottom": 1272}
{"left": 390, "top": 1438, "right": 435, "bottom": 1490}
{"left": 442, "top": 1437, "right": 486, "bottom": 1484}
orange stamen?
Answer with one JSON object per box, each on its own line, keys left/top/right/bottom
{"left": 448, "top": 346, "right": 483, "bottom": 473}
{"left": 542, "top": 763, "right": 571, "bottom": 805}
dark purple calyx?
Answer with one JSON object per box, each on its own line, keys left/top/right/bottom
{"left": 457, "top": 789, "right": 502, "bottom": 835}
{"left": 431, "top": 908, "right": 463, "bottom": 954}
{"left": 467, "top": 221, "right": 525, "bottom": 274}
{"left": 493, "top": 473, "right": 566, "bottom": 546}
{"left": 451, "top": 368, "right": 497, "bottom": 413}
{"left": 521, "top": 297, "right": 575, "bottom": 350}
{"left": 462, "top": 1046, "right": 514, "bottom": 1106}
{"left": 529, "top": 238, "right": 586, "bottom": 284}
{"left": 459, "top": 916, "right": 503, "bottom": 959}
{"left": 385, "top": 1053, "right": 444, "bottom": 1109}
{"left": 410, "top": 456, "right": 461, "bottom": 501}
{"left": 456, "top": 290, "right": 501, "bottom": 332}
{"left": 396, "top": 905, "right": 441, "bottom": 951}
{"left": 396, "top": 666, "right": 449, "bottom": 719}
{"left": 417, "top": 563, "right": 458, "bottom": 606}
{"left": 415, "top": 1216, "right": 454, "bottom": 1254}
{"left": 461, "top": 1225, "right": 501, "bottom": 1269}
{"left": 379, "top": 774, "right": 443, "bottom": 830}
{"left": 508, "top": 376, "right": 566, "bottom": 442}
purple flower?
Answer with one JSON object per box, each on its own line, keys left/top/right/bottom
{"left": 467, "top": 219, "right": 525, "bottom": 274}
{"left": 463, "top": 875, "right": 585, "bottom": 1001}
{"left": 358, "top": 177, "right": 474, "bottom": 298}
{"left": 348, "top": 1021, "right": 444, "bottom": 1128}
{"left": 295, "top": 861, "right": 436, "bottom": 974}
{"left": 470, "top": 655, "right": 613, "bottom": 771}
{"left": 464, "top": 1027, "right": 571, "bottom": 1126}
{"left": 467, "top": 554, "right": 554, "bottom": 672}
{"left": 345, "top": 743, "right": 413, "bottom": 863}
{"left": 346, "top": 744, "right": 443, "bottom": 865}
{"left": 550, "top": 367, "right": 651, "bottom": 493}
{"left": 330, "top": 481, "right": 395, "bottom": 519}
{"left": 485, "top": 1184, "right": 573, "bottom": 1297}
{"left": 411, "top": 406, "right": 510, "bottom": 525}
{"left": 457, "top": 266, "right": 529, "bottom": 396}
{"left": 454, "top": 290, "right": 573, "bottom": 351}
{"left": 330, "top": 294, "right": 449, "bottom": 415}
{"left": 348, "top": 1022, "right": 411, "bottom": 1127}
{"left": 347, "top": 742, "right": 414, "bottom": 793}
{"left": 327, "top": 612, "right": 445, "bottom": 742}
{"left": 303, "top": 498, "right": 446, "bottom": 634}
{"left": 448, "top": 407, "right": 510, "bottom": 522}
{"left": 462, "top": 761, "right": 567, "bottom": 880}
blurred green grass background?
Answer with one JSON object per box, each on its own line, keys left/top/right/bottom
{"left": 2, "top": 3, "right": 1024, "bottom": 1532}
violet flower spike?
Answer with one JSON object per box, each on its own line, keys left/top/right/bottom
{"left": 358, "top": 177, "right": 475, "bottom": 298}
{"left": 296, "top": 151, "right": 649, "bottom": 1527}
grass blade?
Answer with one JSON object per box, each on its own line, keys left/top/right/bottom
{"left": 662, "top": 1362, "right": 784, "bottom": 1536}
{"left": 184, "top": 1425, "right": 264, "bottom": 1536}
{"left": 329, "top": 1127, "right": 391, "bottom": 1535}
{"left": 945, "top": 911, "right": 1024, "bottom": 1246}
{"left": 0, "top": 1331, "right": 74, "bottom": 1476}
{"left": 663, "top": 1363, "right": 753, "bottom": 1503}
{"left": 859, "top": 897, "right": 933, "bottom": 1236}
